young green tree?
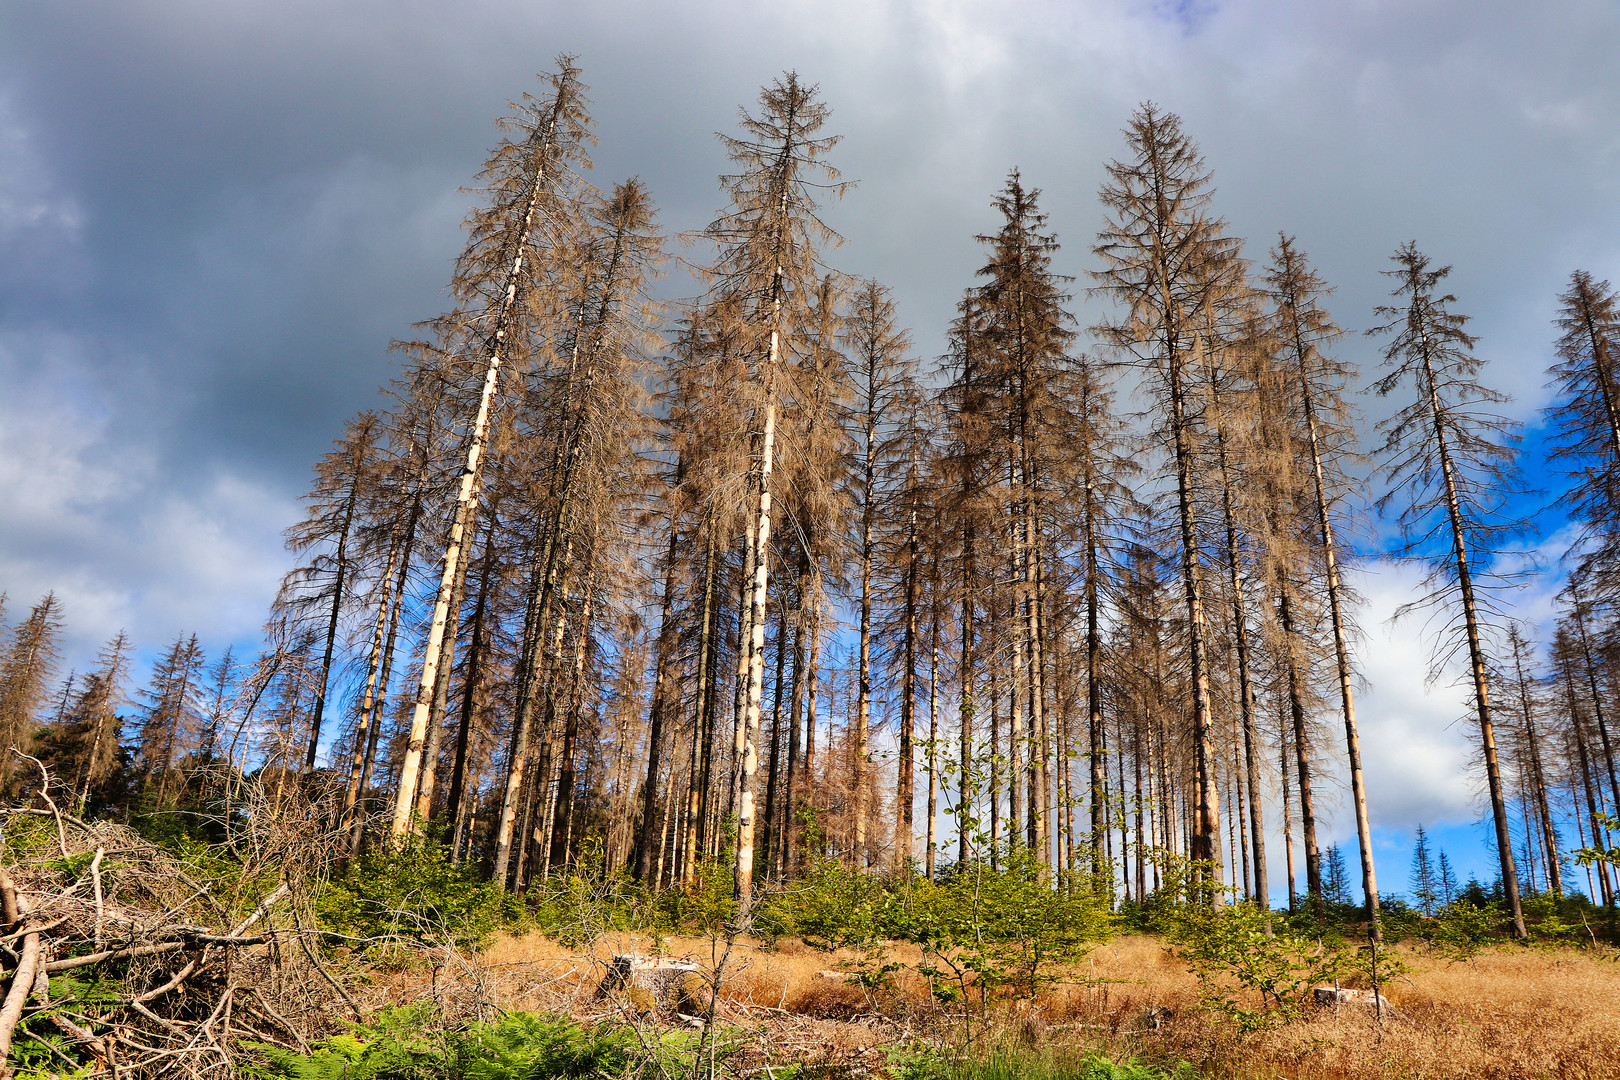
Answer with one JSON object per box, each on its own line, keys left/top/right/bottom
{"left": 1369, "top": 241, "right": 1530, "bottom": 938}
{"left": 1410, "top": 824, "right": 1439, "bottom": 915}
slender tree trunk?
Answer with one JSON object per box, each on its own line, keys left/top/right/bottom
{"left": 635, "top": 515, "right": 684, "bottom": 881}
{"left": 991, "top": 658, "right": 1004, "bottom": 864}
{"left": 1421, "top": 352, "right": 1525, "bottom": 936}
{"left": 1210, "top": 398, "right": 1267, "bottom": 910}
{"left": 780, "top": 599, "right": 806, "bottom": 880}
{"left": 307, "top": 466, "right": 361, "bottom": 771}
{"left": 763, "top": 601, "right": 788, "bottom": 874}
{"left": 854, "top": 403, "right": 877, "bottom": 868}
{"left": 1168, "top": 333, "right": 1221, "bottom": 891}
{"left": 548, "top": 584, "right": 593, "bottom": 870}
{"left": 1562, "top": 647, "right": 1615, "bottom": 910}
{"left": 1292, "top": 331, "right": 1380, "bottom": 933}
{"left": 1573, "top": 603, "right": 1620, "bottom": 814}
{"left": 392, "top": 184, "right": 548, "bottom": 836}
{"left": 445, "top": 506, "right": 501, "bottom": 838}
{"left": 1280, "top": 693, "right": 1298, "bottom": 913}
{"left": 683, "top": 531, "right": 720, "bottom": 887}
{"left": 926, "top": 606, "right": 940, "bottom": 881}
{"left": 797, "top": 598, "right": 822, "bottom": 873}
{"left": 341, "top": 526, "right": 402, "bottom": 829}
{"left": 896, "top": 513, "right": 919, "bottom": 870}
{"left": 959, "top": 524, "right": 977, "bottom": 867}
{"left": 1021, "top": 476, "right": 1050, "bottom": 870}
{"left": 1278, "top": 579, "right": 1323, "bottom": 915}
{"left": 1085, "top": 486, "right": 1107, "bottom": 882}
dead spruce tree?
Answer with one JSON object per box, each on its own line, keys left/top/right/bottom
{"left": 699, "top": 73, "right": 846, "bottom": 922}
{"left": 492, "top": 177, "right": 663, "bottom": 885}
{"left": 0, "top": 593, "right": 62, "bottom": 792}
{"left": 963, "top": 172, "right": 1077, "bottom": 871}
{"left": 846, "top": 279, "right": 916, "bottom": 868}
{"left": 392, "top": 57, "right": 594, "bottom": 837}
{"left": 1370, "top": 241, "right": 1530, "bottom": 938}
{"left": 1548, "top": 270, "right": 1620, "bottom": 603}
{"left": 1070, "top": 347, "right": 1135, "bottom": 887}
{"left": 275, "top": 410, "right": 384, "bottom": 772}
{"left": 1264, "top": 234, "right": 1381, "bottom": 930}
{"left": 1093, "top": 104, "right": 1242, "bottom": 892}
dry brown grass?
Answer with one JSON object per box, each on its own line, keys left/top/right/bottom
{"left": 471, "top": 930, "right": 1620, "bottom": 1079}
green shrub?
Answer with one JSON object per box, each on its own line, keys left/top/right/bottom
{"left": 904, "top": 848, "right": 1112, "bottom": 1005}
{"left": 891, "top": 1045, "right": 1197, "bottom": 1080}
{"left": 247, "top": 1007, "right": 642, "bottom": 1080}
{"left": 318, "top": 843, "right": 519, "bottom": 948}
{"left": 1174, "top": 902, "right": 1335, "bottom": 1032}
{"left": 762, "top": 855, "right": 891, "bottom": 948}
{"left": 243, "top": 1004, "right": 441, "bottom": 1080}
{"left": 446, "top": 1012, "right": 635, "bottom": 1080}
{"left": 1428, "top": 900, "right": 1499, "bottom": 962}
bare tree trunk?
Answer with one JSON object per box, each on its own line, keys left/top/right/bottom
{"left": 926, "top": 606, "right": 940, "bottom": 881}
{"left": 1293, "top": 339, "right": 1380, "bottom": 934}
{"left": 1422, "top": 354, "right": 1526, "bottom": 937}
{"left": 1280, "top": 693, "right": 1298, "bottom": 913}
{"left": 854, "top": 404, "right": 876, "bottom": 867}
{"left": 393, "top": 224, "right": 541, "bottom": 836}
{"left": 779, "top": 597, "right": 806, "bottom": 880}
{"left": 1572, "top": 602, "right": 1620, "bottom": 815}
{"left": 1512, "top": 641, "right": 1562, "bottom": 897}
{"left": 733, "top": 394, "right": 776, "bottom": 918}
{"left": 797, "top": 598, "right": 822, "bottom": 874}
{"left": 635, "top": 517, "right": 684, "bottom": 881}
{"left": 1209, "top": 387, "right": 1267, "bottom": 909}
{"left": 1085, "top": 483, "right": 1107, "bottom": 881}
{"left": 896, "top": 493, "right": 920, "bottom": 872}
{"left": 1168, "top": 335, "right": 1221, "bottom": 893}
{"left": 959, "top": 524, "right": 977, "bottom": 867}
{"left": 1022, "top": 480, "right": 1050, "bottom": 871}
{"left": 762, "top": 601, "right": 788, "bottom": 874}
{"left": 341, "top": 527, "right": 401, "bottom": 828}
{"left": 683, "top": 532, "right": 720, "bottom": 888}
{"left": 445, "top": 506, "right": 501, "bottom": 841}
{"left": 416, "top": 495, "right": 481, "bottom": 823}
{"left": 307, "top": 461, "right": 361, "bottom": 771}
{"left": 548, "top": 584, "right": 594, "bottom": 870}
{"left": 1278, "top": 578, "right": 1322, "bottom": 915}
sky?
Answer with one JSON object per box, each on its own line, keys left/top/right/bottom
{"left": 3, "top": 0, "right": 1619, "bottom": 898}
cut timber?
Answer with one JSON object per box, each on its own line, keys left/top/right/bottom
{"left": 595, "top": 954, "right": 702, "bottom": 1019}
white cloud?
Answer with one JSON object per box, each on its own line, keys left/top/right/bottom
{"left": 0, "top": 331, "right": 291, "bottom": 676}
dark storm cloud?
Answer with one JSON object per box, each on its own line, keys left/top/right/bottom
{"left": 3, "top": 0, "right": 1620, "bottom": 835}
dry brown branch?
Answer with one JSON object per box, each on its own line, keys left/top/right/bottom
{"left": 0, "top": 870, "right": 18, "bottom": 933}
{"left": 12, "top": 752, "right": 70, "bottom": 861}
{"left": 0, "top": 777, "right": 369, "bottom": 1079}
{"left": 0, "top": 925, "right": 41, "bottom": 1077}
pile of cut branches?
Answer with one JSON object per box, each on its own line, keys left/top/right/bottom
{"left": 0, "top": 761, "right": 364, "bottom": 1079}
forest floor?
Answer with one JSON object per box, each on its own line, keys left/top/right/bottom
{"left": 413, "top": 929, "right": 1620, "bottom": 1080}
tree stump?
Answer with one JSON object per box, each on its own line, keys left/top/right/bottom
{"left": 1313, "top": 986, "right": 1397, "bottom": 1017}
{"left": 595, "top": 955, "right": 702, "bottom": 1019}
